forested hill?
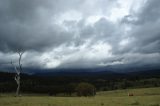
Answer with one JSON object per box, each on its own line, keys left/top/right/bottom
{"left": 0, "top": 69, "right": 160, "bottom": 84}
{"left": 0, "top": 70, "right": 160, "bottom": 95}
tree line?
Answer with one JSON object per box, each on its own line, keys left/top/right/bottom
{"left": 0, "top": 71, "right": 160, "bottom": 96}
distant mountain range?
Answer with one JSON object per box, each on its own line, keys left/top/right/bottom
{"left": 32, "top": 69, "right": 160, "bottom": 78}
{"left": 0, "top": 63, "right": 160, "bottom": 78}
{"left": 0, "top": 69, "right": 160, "bottom": 81}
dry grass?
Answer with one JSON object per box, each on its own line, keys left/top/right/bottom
{"left": 0, "top": 87, "right": 160, "bottom": 106}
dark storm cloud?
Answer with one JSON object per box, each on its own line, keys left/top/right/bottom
{"left": 0, "top": 0, "right": 160, "bottom": 70}
{"left": 132, "top": 0, "right": 160, "bottom": 54}
{"left": 119, "top": 0, "right": 160, "bottom": 54}
{"left": 0, "top": 0, "right": 76, "bottom": 52}
{"left": 0, "top": 0, "right": 117, "bottom": 52}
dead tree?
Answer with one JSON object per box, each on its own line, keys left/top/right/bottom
{"left": 11, "top": 50, "right": 24, "bottom": 96}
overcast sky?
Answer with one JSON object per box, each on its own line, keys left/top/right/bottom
{"left": 0, "top": 0, "right": 160, "bottom": 71}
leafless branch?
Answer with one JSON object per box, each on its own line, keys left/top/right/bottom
{"left": 10, "top": 50, "right": 24, "bottom": 96}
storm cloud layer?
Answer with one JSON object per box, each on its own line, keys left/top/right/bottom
{"left": 0, "top": 0, "right": 160, "bottom": 71}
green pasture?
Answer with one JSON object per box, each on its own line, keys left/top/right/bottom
{"left": 0, "top": 87, "right": 160, "bottom": 106}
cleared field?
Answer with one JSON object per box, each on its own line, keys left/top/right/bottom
{"left": 0, "top": 87, "right": 160, "bottom": 106}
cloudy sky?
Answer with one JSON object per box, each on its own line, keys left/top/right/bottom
{"left": 0, "top": 0, "right": 160, "bottom": 72}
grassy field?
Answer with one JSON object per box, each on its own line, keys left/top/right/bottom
{"left": 0, "top": 87, "right": 160, "bottom": 106}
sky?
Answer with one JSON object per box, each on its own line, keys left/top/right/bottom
{"left": 0, "top": 0, "right": 160, "bottom": 72}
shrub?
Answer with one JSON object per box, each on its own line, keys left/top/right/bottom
{"left": 76, "top": 82, "right": 96, "bottom": 96}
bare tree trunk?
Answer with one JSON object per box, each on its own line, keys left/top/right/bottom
{"left": 15, "top": 74, "right": 20, "bottom": 96}
{"left": 11, "top": 50, "right": 24, "bottom": 97}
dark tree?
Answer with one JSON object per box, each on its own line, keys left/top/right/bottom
{"left": 76, "top": 82, "right": 96, "bottom": 96}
